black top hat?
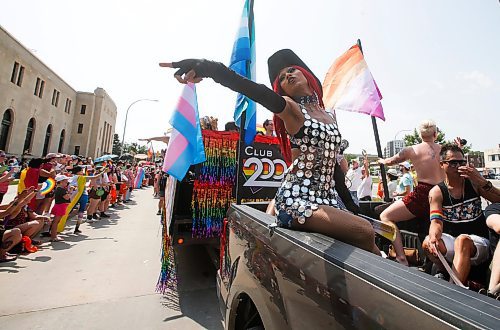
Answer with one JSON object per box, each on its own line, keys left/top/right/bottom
{"left": 267, "top": 49, "right": 322, "bottom": 89}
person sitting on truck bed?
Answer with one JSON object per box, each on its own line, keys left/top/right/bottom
{"left": 483, "top": 203, "right": 500, "bottom": 298}
{"left": 378, "top": 120, "right": 445, "bottom": 266}
{"left": 423, "top": 144, "right": 500, "bottom": 285}
{"left": 159, "top": 49, "right": 380, "bottom": 255}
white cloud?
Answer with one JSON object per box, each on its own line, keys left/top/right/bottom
{"left": 457, "top": 70, "right": 494, "bottom": 90}
{"left": 431, "top": 80, "right": 445, "bottom": 90}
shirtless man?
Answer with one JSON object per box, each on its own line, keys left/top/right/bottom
{"left": 378, "top": 120, "right": 445, "bottom": 265}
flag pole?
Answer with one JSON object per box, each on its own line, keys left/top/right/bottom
{"left": 356, "top": 39, "right": 391, "bottom": 202}
{"left": 235, "top": 0, "right": 254, "bottom": 205}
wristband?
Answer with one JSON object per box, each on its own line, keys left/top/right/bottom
{"left": 430, "top": 210, "right": 444, "bottom": 221}
{"left": 482, "top": 180, "right": 493, "bottom": 191}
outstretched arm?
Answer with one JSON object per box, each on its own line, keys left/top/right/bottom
{"left": 378, "top": 147, "right": 410, "bottom": 166}
{"left": 159, "top": 60, "right": 286, "bottom": 114}
{"left": 139, "top": 136, "right": 170, "bottom": 144}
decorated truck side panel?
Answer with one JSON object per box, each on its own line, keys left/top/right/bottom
{"left": 167, "top": 130, "right": 287, "bottom": 246}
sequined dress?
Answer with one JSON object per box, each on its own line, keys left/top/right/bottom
{"left": 274, "top": 105, "right": 343, "bottom": 228}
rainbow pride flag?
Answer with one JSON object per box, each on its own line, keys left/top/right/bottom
{"left": 163, "top": 83, "right": 206, "bottom": 181}
{"left": 323, "top": 44, "right": 385, "bottom": 121}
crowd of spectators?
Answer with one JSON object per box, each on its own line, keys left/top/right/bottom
{"left": 0, "top": 150, "right": 157, "bottom": 264}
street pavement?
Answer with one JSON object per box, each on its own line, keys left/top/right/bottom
{"left": 0, "top": 186, "right": 223, "bottom": 330}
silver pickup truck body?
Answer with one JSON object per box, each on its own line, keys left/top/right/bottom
{"left": 217, "top": 204, "right": 500, "bottom": 330}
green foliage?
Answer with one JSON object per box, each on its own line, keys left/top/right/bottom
{"left": 343, "top": 153, "right": 357, "bottom": 163}
{"left": 122, "top": 142, "right": 147, "bottom": 154}
{"left": 403, "top": 127, "right": 470, "bottom": 153}
{"left": 112, "top": 134, "right": 122, "bottom": 155}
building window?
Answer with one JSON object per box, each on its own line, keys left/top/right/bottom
{"left": 34, "top": 78, "right": 45, "bottom": 98}
{"left": 10, "top": 62, "right": 19, "bottom": 83}
{"left": 0, "top": 109, "right": 13, "bottom": 151}
{"left": 10, "top": 62, "right": 24, "bottom": 86}
{"left": 42, "top": 124, "right": 52, "bottom": 156}
{"left": 77, "top": 123, "right": 83, "bottom": 134}
{"left": 80, "top": 104, "right": 86, "bottom": 114}
{"left": 23, "top": 118, "right": 36, "bottom": 154}
{"left": 64, "top": 98, "right": 72, "bottom": 113}
{"left": 74, "top": 146, "right": 80, "bottom": 155}
{"left": 51, "top": 89, "right": 60, "bottom": 107}
{"left": 58, "top": 129, "right": 65, "bottom": 153}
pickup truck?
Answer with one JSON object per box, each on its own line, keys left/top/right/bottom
{"left": 216, "top": 202, "right": 500, "bottom": 330}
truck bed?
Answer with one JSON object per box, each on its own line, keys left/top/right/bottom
{"left": 222, "top": 204, "right": 500, "bottom": 329}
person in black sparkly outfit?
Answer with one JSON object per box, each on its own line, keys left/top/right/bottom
{"left": 160, "top": 49, "right": 380, "bottom": 254}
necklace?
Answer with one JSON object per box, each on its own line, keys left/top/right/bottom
{"left": 293, "top": 92, "right": 319, "bottom": 107}
{"left": 444, "top": 178, "right": 465, "bottom": 217}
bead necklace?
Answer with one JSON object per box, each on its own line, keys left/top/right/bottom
{"left": 444, "top": 178, "right": 465, "bottom": 216}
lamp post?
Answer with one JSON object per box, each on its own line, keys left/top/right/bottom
{"left": 390, "top": 129, "right": 412, "bottom": 158}
{"left": 121, "top": 99, "right": 158, "bottom": 156}
{"left": 394, "top": 129, "right": 413, "bottom": 142}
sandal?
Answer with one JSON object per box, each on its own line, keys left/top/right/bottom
{"left": 0, "top": 254, "right": 18, "bottom": 263}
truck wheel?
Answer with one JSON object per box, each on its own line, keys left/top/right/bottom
{"left": 234, "top": 294, "right": 264, "bottom": 330}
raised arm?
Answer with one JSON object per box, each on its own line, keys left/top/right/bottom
{"left": 0, "top": 167, "right": 15, "bottom": 183}
{"left": 459, "top": 165, "right": 500, "bottom": 203}
{"left": 378, "top": 147, "right": 411, "bottom": 166}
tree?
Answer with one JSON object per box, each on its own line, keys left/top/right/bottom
{"left": 122, "top": 142, "right": 148, "bottom": 154}
{"left": 112, "top": 134, "right": 122, "bottom": 155}
{"left": 403, "top": 128, "right": 446, "bottom": 146}
{"left": 403, "top": 128, "right": 471, "bottom": 154}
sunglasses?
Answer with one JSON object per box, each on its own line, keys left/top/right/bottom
{"left": 442, "top": 160, "right": 467, "bottom": 167}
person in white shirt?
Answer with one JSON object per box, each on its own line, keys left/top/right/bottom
{"left": 386, "top": 169, "right": 399, "bottom": 200}
{"left": 346, "top": 159, "right": 363, "bottom": 205}
{"left": 357, "top": 159, "right": 372, "bottom": 201}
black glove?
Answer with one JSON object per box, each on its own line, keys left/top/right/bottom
{"left": 172, "top": 59, "right": 286, "bottom": 114}
{"left": 334, "top": 162, "right": 360, "bottom": 215}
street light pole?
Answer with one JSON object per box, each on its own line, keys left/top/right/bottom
{"left": 394, "top": 129, "right": 413, "bottom": 142}
{"left": 121, "top": 98, "right": 158, "bottom": 156}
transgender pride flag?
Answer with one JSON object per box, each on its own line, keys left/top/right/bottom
{"left": 323, "top": 44, "right": 385, "bottom": 121}
{"left": 163, "top": 83, "right": 206, "bottom": 181}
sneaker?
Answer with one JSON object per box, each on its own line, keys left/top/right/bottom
{"left": 156, "top": 210, "right": 161, "bottom": 216}
{"left": 100, "top": 212, "right": 110, "bottom": 218}
{"left": 93, "top": 213, "right": 99, "bottom": 220}
{"left": 74, "top": 228, "right": 82, "bottom": 234}
{"left": 434, "top": 271, "right": 449, "bottom": 281}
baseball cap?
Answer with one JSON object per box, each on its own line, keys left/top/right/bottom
{"left": 55, "top": 174, "right": 71, "bottom": 182}
{"left": 387, "top": 168, "right": 399, "bottom": 176}
{"left": 399, "top": 161, "right": 411, "bottom": 170}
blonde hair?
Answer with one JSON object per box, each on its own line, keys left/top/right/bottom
{"left": 419, "top": 120, "right": 437, "bottom": 139}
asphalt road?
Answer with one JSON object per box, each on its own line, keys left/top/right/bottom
{"left": 0, "top": 186, "right": 223, "bottom": 330}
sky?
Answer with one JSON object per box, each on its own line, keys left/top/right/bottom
{"left": 1, "top": 0, "right": 499, "bottom": 154}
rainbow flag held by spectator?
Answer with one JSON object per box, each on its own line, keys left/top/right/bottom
{"left": 229, "top": 0, "right": 256, "bottom": 145}
{"left": 323, "top": 44, "right": 385, "bottom": 121}
{"left": 162, "top": 83, "right": 206, "bottom": 181}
